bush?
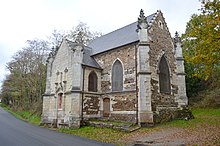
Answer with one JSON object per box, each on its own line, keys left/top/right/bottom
{"left": 193, "top": 88, "right": 220, "bottom": 108}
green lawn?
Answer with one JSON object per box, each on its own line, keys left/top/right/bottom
{"left": 158, "top": 108, "right": 220, "bottom": 129}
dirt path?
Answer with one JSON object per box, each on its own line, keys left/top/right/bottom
{"left": 126, "top": 127, "right": 186, "bottom": 146}
{"left": 131, "top": 128, "right": 186, "bottom": 146}
{"left": 123, "top": 120, "right": 220, "bottom": 146}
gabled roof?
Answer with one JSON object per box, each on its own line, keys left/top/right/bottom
{"left": 82, "top": 47, "right": 101, "bottom": 69}
{"left": 88, "top": 12, "right": 158, "bottom": 55}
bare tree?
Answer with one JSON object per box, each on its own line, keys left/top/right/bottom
{"left": 2, "top": 39, "right": 50, "bottom": 113}
{"left": 67, "top": 22, "right": 102, "bottom": 45}
{"left": 48, "top": 29, "right": 66, "bottom": 48}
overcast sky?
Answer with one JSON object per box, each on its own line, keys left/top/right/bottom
{"left": 0, "top": 0, "right": 201, "bottom": 89}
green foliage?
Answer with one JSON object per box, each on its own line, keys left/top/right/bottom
{"left": 182, "top": 0, "right": 220, "bottom": 80}
{"left": 0, "top": 103, "right": 41, "bottom": 125}
{"left": 182, "top": 0, "right": 220, "bottom": 108}
{"left": 17, "top": 111, "right": 41, "bottom": 125}
{"left": 184, "top": 61, "right": 206, "bottom": 98}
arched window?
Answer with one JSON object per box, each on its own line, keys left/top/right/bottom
{"left": 159, "top": 55, "right": 171, "bottom": 94}
{"left": 112, "top": 60, "right": 123, "bottom": 91}
{"left": 88, "top": 71, "right": 98, "bottom": 92}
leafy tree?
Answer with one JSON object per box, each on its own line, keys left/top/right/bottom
{"left": 183, "top": 0, "right": 220, "bottom": 80}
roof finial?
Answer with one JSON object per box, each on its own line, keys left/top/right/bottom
{"left": 139, "top": 9, "right": 145, "bottom": 22}
{"left": 174, "top": 31, "right": 181, "bottom": 44}
{"left": 137, "top": 9, "right": 148, "bottom": 31}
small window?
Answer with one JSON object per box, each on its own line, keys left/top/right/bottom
{"left": 112, "top": 60, "right": 123, "bottom": 91}
{"left": 159, "top": 55, "right": 171, "bottom": 94}
{"left": 158, "top": 20, "right": 163, "bottom": 29}
{"left": 58, "top": 93, "right": 63, "bottom": 109}
{"left": 88, "top": 71, "right": 98, "bottom": 92}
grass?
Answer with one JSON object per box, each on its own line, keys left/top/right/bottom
{"left": 58, "top": 108, "right": 220, "bottom": 145}
{"left": 159, "top": 108, "right": 220, "bottom": 129}
{"left": 0, "top": 103, "right": 41, "bottom": 125}
{"left": 59, "top": 126, "right": 129, "bottom": 145}
{"left": 1, "top": 103, "right": 219, "bottom": 145}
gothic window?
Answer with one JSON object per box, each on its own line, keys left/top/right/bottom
{"left": 112, "top": 60, "right": 123, "bottom": 91}
{"left": 88, "top": 71, "right": 98, "bottom": 92}
{"left": 159, "top": 55, "right": 171, "bottom": 94}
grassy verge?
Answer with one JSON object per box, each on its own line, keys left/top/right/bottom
{"left": 0, "top": 103, "right": 41, "bottom": 125}
{"left": 158, "top": 108, "right": 220, "bottom": 129}
{"left": 59, "top": 126, "right": 129, "bottom": 145}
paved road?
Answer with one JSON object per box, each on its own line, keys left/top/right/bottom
{"left": 0, "top": 107, "right": 113, "bottom": 146}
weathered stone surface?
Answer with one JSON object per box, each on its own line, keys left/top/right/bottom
{"left": 111, "top": 113, "right": 136, "bottom": 122}
{"left": 94, "top": 44, "right": 137, "bottom": 93}
{"left": 153, "top": 106, "right": 194, "bottom": 124}
{"left": 112, "top": 94, "right": 136, "bottom": 111}
{"left": 83, "top": 95, "right": 100, "bottom": 115}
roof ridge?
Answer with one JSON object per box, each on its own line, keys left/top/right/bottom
{"left": 89, "top": 12, "right": 157, "bottom": 44}
{"left": 88, "top": 11, "right": 160, "bottom": 55}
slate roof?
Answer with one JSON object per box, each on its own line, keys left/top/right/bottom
{"left": 63, "top": 11, "right": 159, "bottom": 69}
{"left": 65, "top": 39, "right": 101, "bottom": 69}
{"left": 88, "top": 12, "right": 157, "bottom": 55}
{"left": 82, "top": 47, "right": 101, "bottom": 69}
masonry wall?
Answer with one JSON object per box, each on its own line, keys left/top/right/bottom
{"left": 49, "top": 41, "right": 74, "bottom": 94}
{"left": 93, "top": 44, "right": 137, "bottom": 122}
{"left": 42, "top": 40, "right": 84, "bottom": 128}
{"left": 83, "top": 67, "right": 102, "bottom": 119}
{"left": 148, "top": 12, "right": 178, "bottom": 111}
{"left": 103, "top": 91, "right": 137, "bottom": 122}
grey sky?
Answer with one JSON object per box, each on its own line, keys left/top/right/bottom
{"left": 0, "top": 0, "right": 201, "bottom": 89}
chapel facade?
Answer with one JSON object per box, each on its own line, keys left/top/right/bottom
{"left": 41, "top": 9, "right": 190, "bottom": 128}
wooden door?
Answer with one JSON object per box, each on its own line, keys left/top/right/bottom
{"left": 103, "top": 98, "right": 110, "bottom": 117}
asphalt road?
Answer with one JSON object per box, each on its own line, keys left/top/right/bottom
{"left": 0, "top": 107, "right": 113, "bottom": 146}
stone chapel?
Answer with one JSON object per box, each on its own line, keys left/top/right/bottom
{"left": 42, "top": 9, "right": 190, "bottom": 128}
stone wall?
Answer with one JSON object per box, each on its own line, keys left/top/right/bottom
{"left": 153, "top": 107, "right": 194, "bottom": 124}
{"left": 83, "top": 94, "right": 101, "bottom": 118}
{"left": 93, "top": 45, "right": 137, "bottom": 122}
{"left": 84, "top": 67, "right": 101, "bottom": 93}
{"left": 148, "top": 12, "right": 178, "bottom": 110}
{"left": 93, "top": 44, "right": 137, "bottom": 93}
{"left": 103, "top": 91, "right": 137, "bottom": 122}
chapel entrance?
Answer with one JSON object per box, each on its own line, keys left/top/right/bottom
{"left": 103, "top": 98, "right": 110, "bottom": 117}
